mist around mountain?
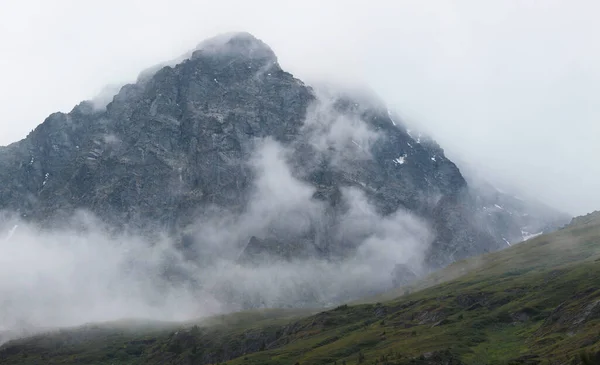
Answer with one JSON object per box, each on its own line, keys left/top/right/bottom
{"left": 0, "top": 32, "right": 569, "bottom": 339}
{"left": 1, "top": 204, "right": 597, "bottom": 364}
{"left": 452, "top": 158, "right": 571, "bottom": 245}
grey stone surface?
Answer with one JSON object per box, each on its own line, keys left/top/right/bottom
{"left": 0, "top": 32, "right": 568, "bottom": 271}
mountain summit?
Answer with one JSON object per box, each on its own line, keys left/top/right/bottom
{"left": 0, "top": 32, "right": 567, "bottom": 279}
{"left": 192, "top": 32, "right": 278, "bottom": 61}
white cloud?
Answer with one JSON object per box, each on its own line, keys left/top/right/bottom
{"left": 0, "top": 129, "right": 433, "bottom": 338}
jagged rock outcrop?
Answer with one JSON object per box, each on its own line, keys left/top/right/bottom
{"left": 568, "top": 210, "right": 600, "bottom": 228}
{"left": 0, "top": 32, "right": 566, "bottom": 272}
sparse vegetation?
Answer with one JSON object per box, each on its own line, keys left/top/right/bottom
{"left": 2, "top": 216, "right": 600, "bottom": 365}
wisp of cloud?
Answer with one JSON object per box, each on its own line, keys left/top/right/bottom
{"left": 0, "top": 90, "right": 433, "bottom": 343}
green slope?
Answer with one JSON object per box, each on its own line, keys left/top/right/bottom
{"left": 2, "top": 213, "right": 600, "bottom": 365}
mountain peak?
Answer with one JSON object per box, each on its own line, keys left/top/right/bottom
{"left": 130, "top": 32, "right": 278, "bottom": 87}
{"left": 191, "top": 32, "right": 277, "bottom": 63}
{"left": 0, "top": 31, "right": 567, "bottom": 283}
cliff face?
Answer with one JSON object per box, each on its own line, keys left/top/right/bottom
{"left": 0, "top": 32, "right": 565, "bottom": 271}
{"left": 0, "top": 33, "right": 311, "bottom": 228}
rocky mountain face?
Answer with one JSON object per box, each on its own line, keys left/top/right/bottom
{"left": 0, "top": 32, "right": 567, "bottom": 275}
{"left": 468, "top": 179, "right": 570, "bottom": 245}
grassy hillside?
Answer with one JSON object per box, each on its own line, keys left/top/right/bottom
{"left": 2, "top": 213, "right": 600, "bottom": 365}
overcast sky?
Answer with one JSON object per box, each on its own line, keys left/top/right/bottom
{"left": 0, "top": 0, "right": 598, "bottom": 216}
